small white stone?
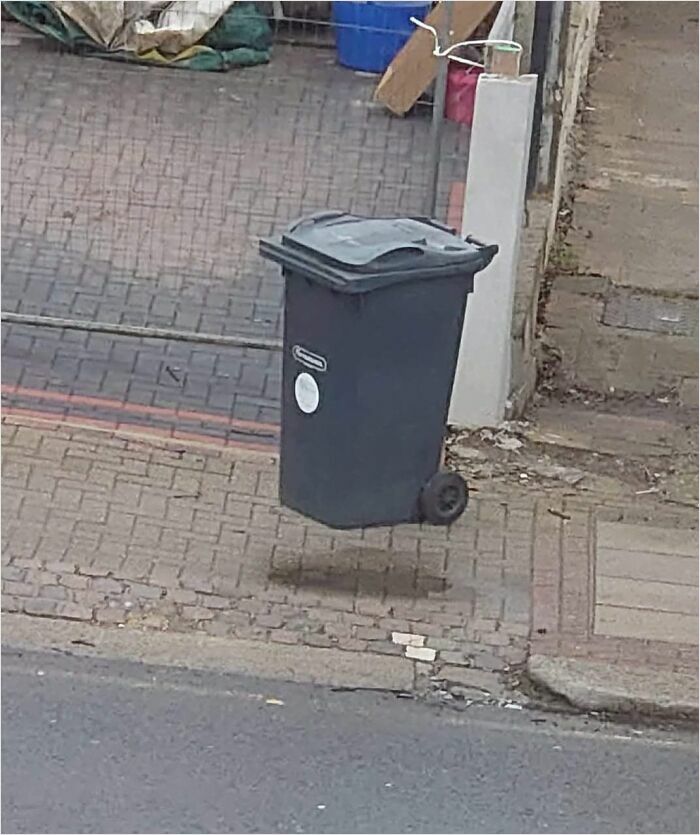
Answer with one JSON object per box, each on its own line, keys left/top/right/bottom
{"left": 391, "top": 631, "right": 425, "bottom": 648}
{"left": 405, "top": 645, "right": 437, "bottom": 662}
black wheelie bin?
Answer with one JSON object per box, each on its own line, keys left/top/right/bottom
{"left": 260, "top": 211, "right": 497, "bottom": 529}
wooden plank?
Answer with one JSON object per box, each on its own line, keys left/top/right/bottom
{"left": 374, "top": 0, "right": 496, "bottom": 116}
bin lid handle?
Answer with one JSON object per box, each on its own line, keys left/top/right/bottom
{"left": 407, "top": 215, "right": 457, "bottom": 235}
{"left": 465, "top": 235, "right": 499, "bottom": 264}
{"left": 287, "top": 211, "right": 347, "bottom": 233}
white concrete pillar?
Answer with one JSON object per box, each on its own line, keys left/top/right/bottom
{"left": 448, "top": 73, "right": 537, "bottom": 428}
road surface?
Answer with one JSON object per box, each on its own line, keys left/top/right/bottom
{"left": 2, "top": 647, "right": 697, "bottom": 834}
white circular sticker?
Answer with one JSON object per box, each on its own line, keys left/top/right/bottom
{"left": 294, "top": 372, "right": 320, "bottom": 414}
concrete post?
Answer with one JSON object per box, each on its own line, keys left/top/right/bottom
{"left": 448, "top": 73, "right": 537, "bottom": 428}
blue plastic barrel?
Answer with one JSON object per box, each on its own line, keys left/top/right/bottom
{"left": 331, "top": 1, "right": 431, "bottom": 74}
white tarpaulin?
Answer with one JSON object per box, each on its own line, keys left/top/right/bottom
{"left": 53, "top": 0, "right": 234, "bottom": 55}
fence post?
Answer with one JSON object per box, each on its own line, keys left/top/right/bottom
{"left": 537, "top": 0, "right": 570, "bottom": 190}
{"left": 424, "top": 0, "right": 453, "bottom": 218}
{"left": 535, "top": 0, "right": 567, "bottom": 190}
{"left": 448, "top": 72, "right": 538, "bottom": 428}
{"left": 512, "top": 0, "right": 536, "bottom": 71}
{"left": 526, "top": 1, "right": 552, "bottom": 194}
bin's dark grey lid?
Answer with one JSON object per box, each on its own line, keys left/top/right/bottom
{"left": 259, "top": 211, "right": 498, "bottom": 294}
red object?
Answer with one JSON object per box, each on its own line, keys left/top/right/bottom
{"left": 446, "top": 182, "right": 466, "bottom": 231}
{"left": 444, "top": 64, "right": 483, "bottom": 127}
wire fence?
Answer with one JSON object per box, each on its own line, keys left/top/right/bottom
{"left": 1, "top": 1, "right": 480, "bottom": 432}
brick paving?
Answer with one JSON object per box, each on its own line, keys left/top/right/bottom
{"left": 3, "top": 18, "right": 697, "bottom": 703}
{"left": 0, "top": 24, "right": 529, "bottom": 690}
{"left": 4, "top": 410, "right": 698, "bottom": 698}
{"left": 1, "top": 416, "right": 533, "bottom": 682}
{"left": 1, "top": 31, "right": 471, "bottom": 434}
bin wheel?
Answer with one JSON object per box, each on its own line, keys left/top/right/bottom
{"left": 419, "top": 472, "right": 468, "bottom": 526}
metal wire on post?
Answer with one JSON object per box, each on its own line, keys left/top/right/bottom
{"left": 424, "top": 0, "right": 453, "bottom": 219}
{"left": 420, "top": 4, "right": 524, "bottom": 220}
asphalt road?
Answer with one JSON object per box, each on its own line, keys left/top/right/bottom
{"left": 2, "top": 648, "right": 697, "bottom": 834}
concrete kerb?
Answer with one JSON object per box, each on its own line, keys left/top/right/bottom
{"left": 1, "top": 613, "right": 516, "bottom": 703}
{"left": 527, "top": 653, "right": 699, "bottom": 721}
{"left": 1, "top": 613, "right": 416, "bottom": 693}
{"left": 8, "top": 612, "right": 695, "bottom": 719}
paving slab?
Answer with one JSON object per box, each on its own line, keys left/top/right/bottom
{"left": 597, "top": 522, "right": 699, "bottom": 557}
{"left": 597, "top": 548, "right": 699, "bottom": 587}
{"left": 596, "top": 575, "right": 698, "bottom": 616}
{"left": 569, "top": 3, "right": 698, "bottom": 298}
{"left": 544, "top": 1, "right": 699, "bottom": 396}
{"left": 594, "top": 605, "right": 698, "bottom": 645}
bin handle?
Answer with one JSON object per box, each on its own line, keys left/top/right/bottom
{"left": 464, "top": 235, "right": 499, "bottom": 266}
{"left": 407, "top": 215, "right": 456, "bottom": 235}
{"left": 465, "top": 234, "right": 494, "bottom": 248}
{"left": 287, "top": 210, "right": 347, "bottom": 233}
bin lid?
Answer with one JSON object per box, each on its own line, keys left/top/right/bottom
{"left": 259, "top": 211, "right": 498, "bottom": 294}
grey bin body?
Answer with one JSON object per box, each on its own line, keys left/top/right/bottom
{"left": 260, "top": 211, "right": 497, "bottom": 529}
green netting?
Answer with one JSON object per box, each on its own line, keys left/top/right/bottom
{"left": 204, "top": 3, "right": 272, "bottom": 53}
{"left": 2, "top": 1, "right": 92, "bottom": 49}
